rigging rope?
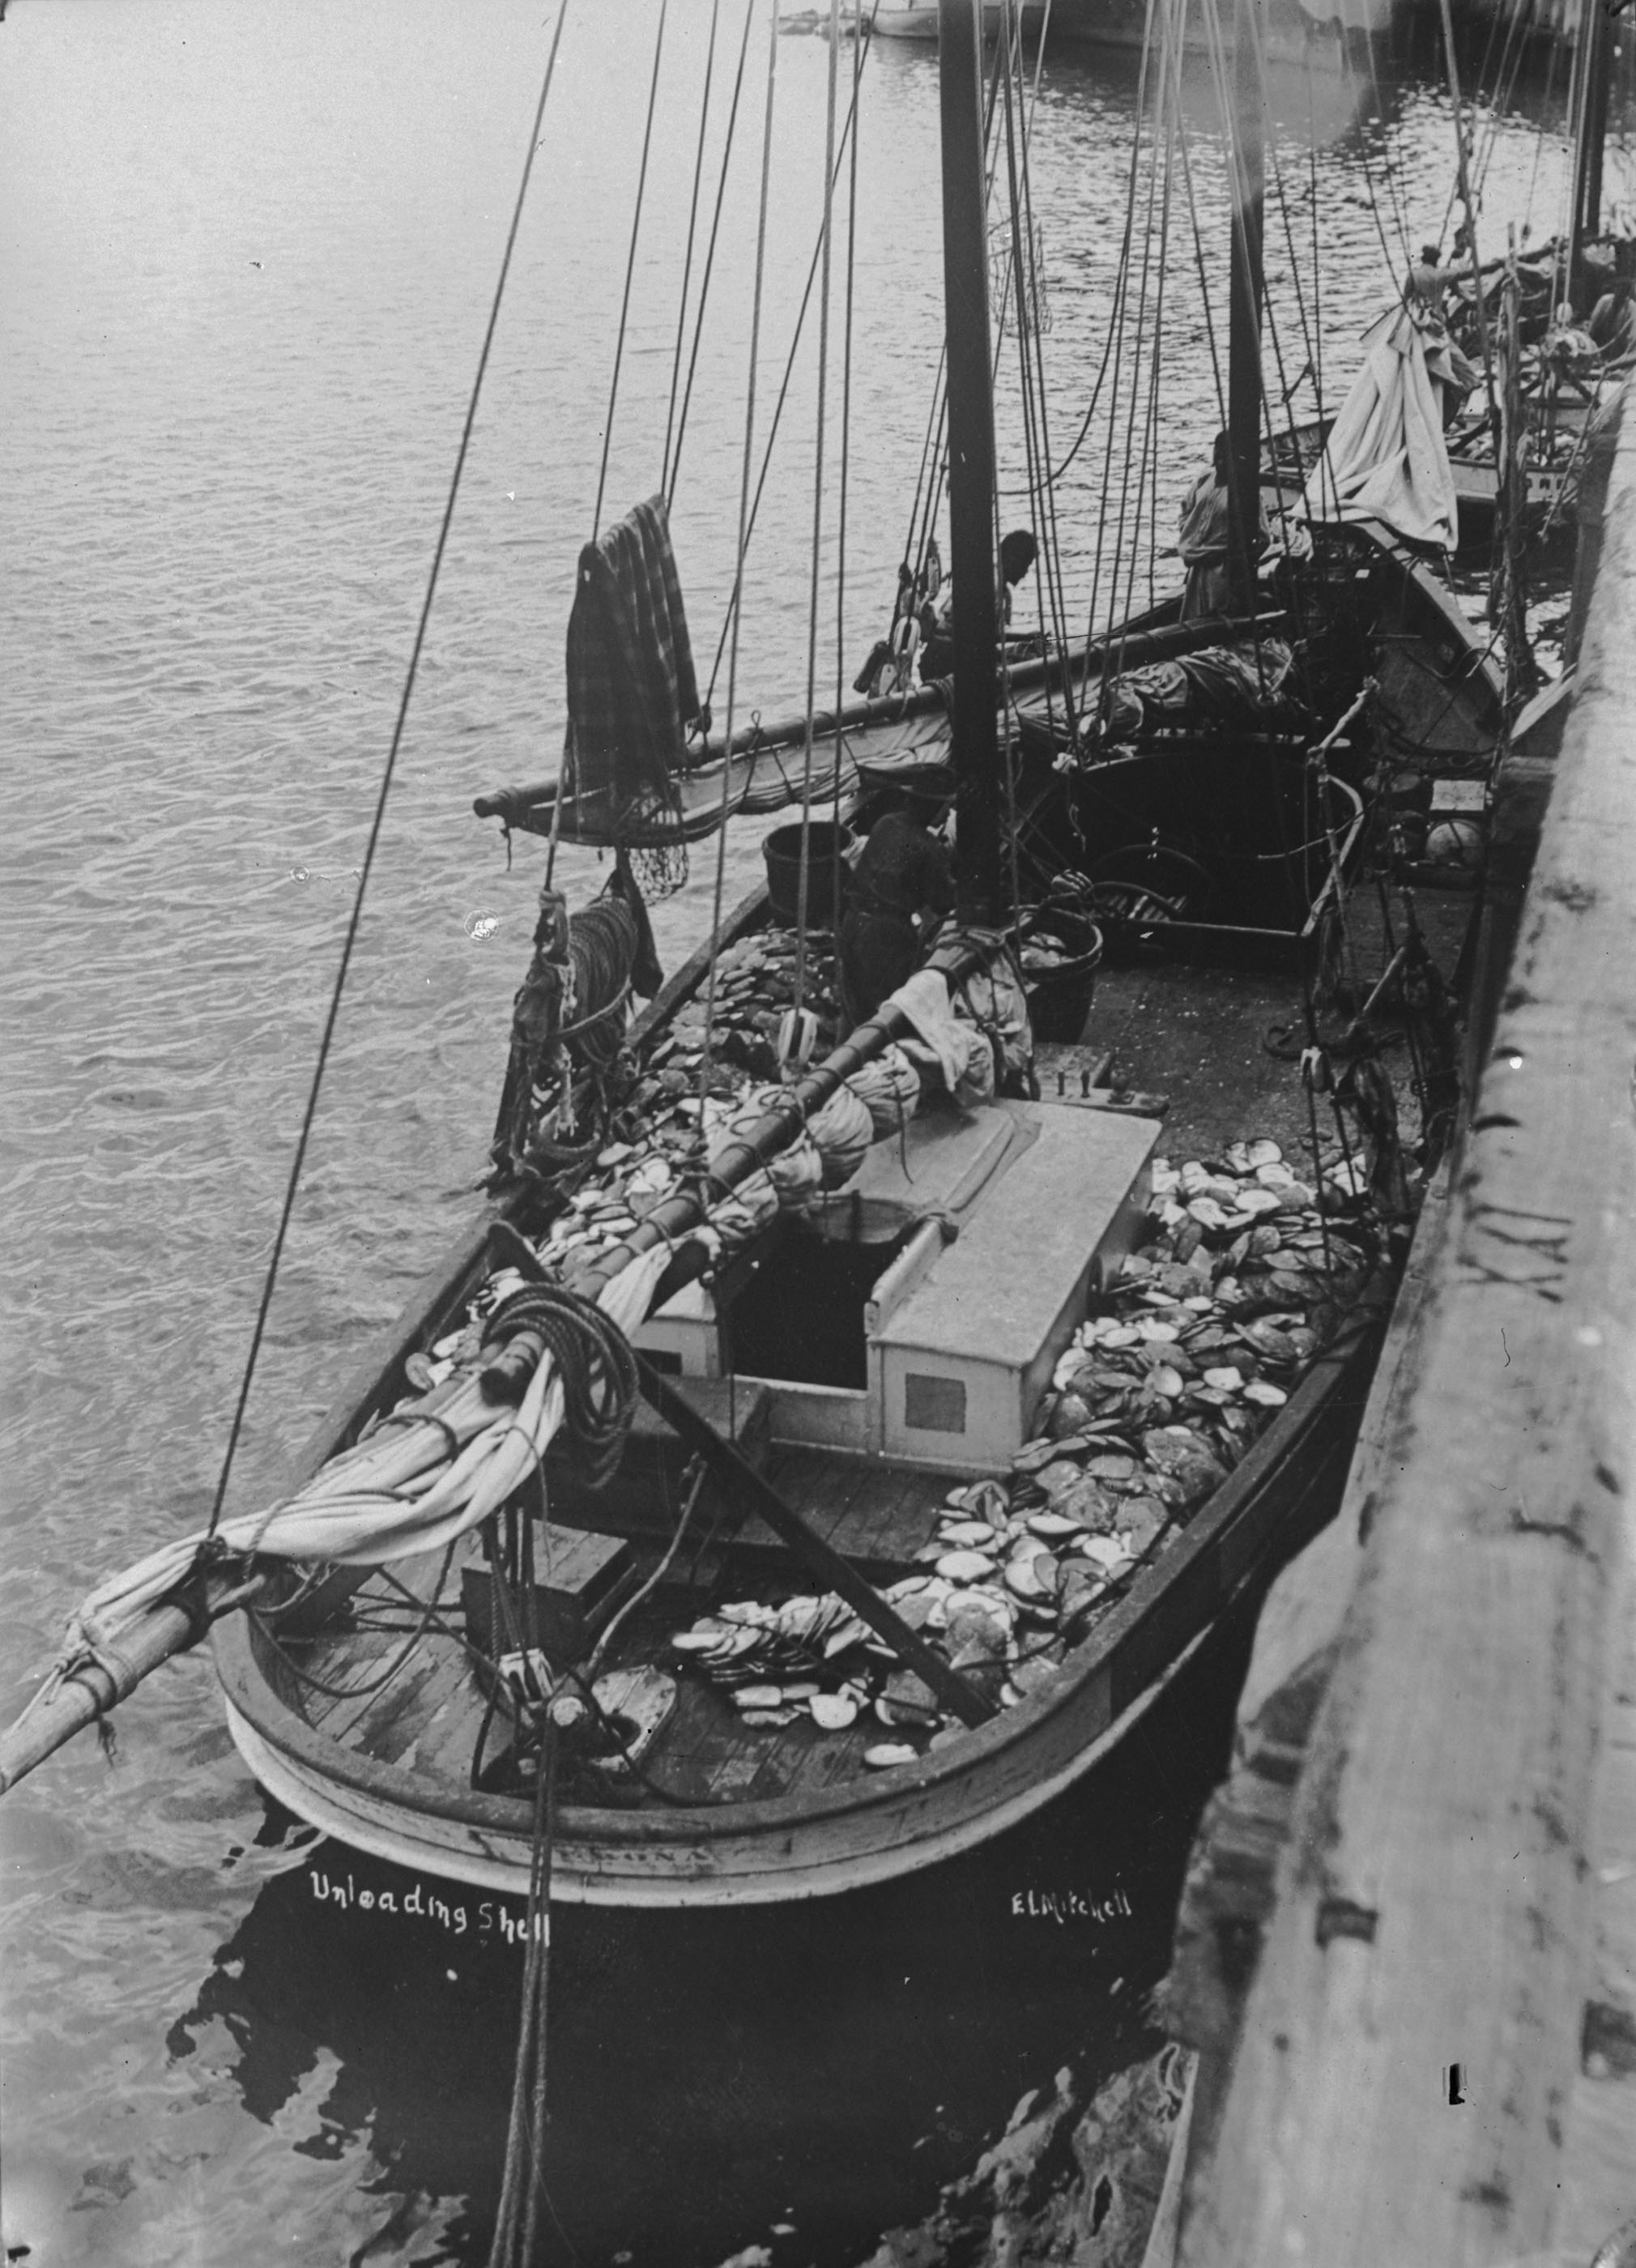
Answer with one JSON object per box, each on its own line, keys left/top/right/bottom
{"left": 701, "top": 29, "right": 877, "bottom": 711}
{"left": 794, "top": 0, "right": 845, "bottom": 1021}
{"left": 592, "top": 0, "right": 671, "bottom": 537}
{"left": 487, "top": 1724, "right": 560, "bottom": 2268}
{"left": 699, "top": 0, "right": 780, "bottom": 1102}
{"left": 661, "top": 0, "right": 723, "bottom": 501}
{"left": 668, "top": 0, "right": 759, "bottom": 506}
{"left": 832, "top": 3, "right": 869, "bottom": 917}
{"left": 200, "top": 4, "right": 573, "bottom": 1543}
{"left": 1080, "top": 0, "right": 1161, "bottom": 654}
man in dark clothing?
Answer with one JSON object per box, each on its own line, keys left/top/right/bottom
{"left": 837, "top": 792, "right": 956, "bottom": 1027}
{"left": 918, "top": 528, "right": 1039, "bottom": 682}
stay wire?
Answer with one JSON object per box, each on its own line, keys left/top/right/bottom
{"left": 833, "top": 2, "right": 868, "bottom": 907}
{"left": 997, "top": 10, "right": 1050, "bottom": 758}
{"left": 669, "top": 0, "right": 759, "bottom": 505}
{"left": 1009, "top": 0, "right": 1075, "bottom": 714}
{"left": 795, "top": 0, "right": 845, "bottom": 1017}
{"left": 1174, "top": 101, "right": 1227, "bottom": 433}
{"left": 593, "top": 0, "right": 670, "bottom": 538}
{"left": 1101, "top": 0, "right": 1169, "bottom": 672}
{"left": 661, "top": 0, "right": 723, "bottom": 501}
{"left": 202, "top": 2, "right": 572, "bottom": 1542}
{"left": 1081, "top": 0, "right": 1161, "bottom": 656}
{"left": 699, "top": 0, "right": 780, "bottom": 1102}
{"left": 701, "top": 31, "right": 875, "bottom": 709}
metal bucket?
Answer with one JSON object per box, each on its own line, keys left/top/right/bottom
{"left": 1020, "top": 910, "right": 1104, "bottom": 1044}
{"left": 762, "top": 821, "right": 853, "bottom": 927}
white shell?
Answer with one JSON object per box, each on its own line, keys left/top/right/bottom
{"left": 1148, "top": 1363, "right": 1184, "bottom": 1398}
{"left": 1203, "top": 1366, "right": 1244, "bottom": 1391}
{"left": 863, "top": 1742, "right": 918, "bottom": 1770}
{"left": 938, "top": 1520, "right": 1000, "bottom": 1549}
{"left": 1236, "top": 1186, "right": 1282, "bottom": 1216}
{"left": 936, "top": 1550, "right": 998, "bottom": 1582}
{"left": 1025, "top": 1512, "right": 1083, "bottom": 1538}
{"left": 732, "top": 1684, "right": 786, "bottom": 1711}
{"left": 809, "top": 1693, "right": 859, "bottom": 1730}
{"left": 1245, "top": 1379, "right": 1289, "bottom": 1406}
{"left": 1005, "top": 1552, "right": 1056, "bottom": 1601}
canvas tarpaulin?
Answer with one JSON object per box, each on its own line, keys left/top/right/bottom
{"left": 563, "top": 493, "right": 700, "bottom": 872}
{"left": 1302, "top": 306, "right": 1461, "bottom": 552}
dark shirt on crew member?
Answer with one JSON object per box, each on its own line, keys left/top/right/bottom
{"left": 837, "top": 809, "right": 956, "bottom": 1025}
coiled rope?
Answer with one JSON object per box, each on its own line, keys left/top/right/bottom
{"left": 482, "top": 1284, "right": 640, "bottom": 1491}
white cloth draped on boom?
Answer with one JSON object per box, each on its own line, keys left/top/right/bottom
{"left": 58, "top": 1246, "right": 674, "bottom": 1667}
{"left": 1302, "top": 306, "right": 1460, "bottom": 552}
{"left": 33, "top": 959, "right": 992, "bottom": 1707}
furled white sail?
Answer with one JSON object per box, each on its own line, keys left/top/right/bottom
{"left": 1302, "top": 306, "right": 1460, "bottom": 552}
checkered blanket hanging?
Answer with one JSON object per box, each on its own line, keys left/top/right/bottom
{"left": 564, "top": 494, "right": 699, "bottom": 854}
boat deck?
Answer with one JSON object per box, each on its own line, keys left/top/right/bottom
{"left": 258, "top": 880, "right": 1475, "bottom": 1818}
{"left": 266, "top": 1449, "right": 956, "bottom": 1810}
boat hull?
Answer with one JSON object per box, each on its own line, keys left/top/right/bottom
{"left": 214, "top": 1290, "right": 1381, "bottom": 1908}
{"left": 871, "top": 1, "right": 1049, "bottom": 37}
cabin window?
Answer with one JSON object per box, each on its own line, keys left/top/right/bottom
{"left": 904, "top": 1373, "right": 966, "bottom": 1435}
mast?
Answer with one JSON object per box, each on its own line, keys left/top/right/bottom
{"left": 1568, "top": 0, "right": 1613, "bottom": 301}
{"left": 938, "top": 0, "right": 1002, "bottom": 927}
{"left": 1226, "top": 0, "right": 1265, "bottom": 609}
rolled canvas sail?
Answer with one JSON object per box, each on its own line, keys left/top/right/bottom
{"left": 1302, "top": 306, "right": 1460, "bottom": 552}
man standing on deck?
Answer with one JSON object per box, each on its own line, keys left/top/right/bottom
{"left": 1408, "top": 240, "right": 1455, "bottom": 320}
{"left": 1404, "top": 241, "right": 1482, "bottom": 421}
{"left": 916, "top": 527, "right": 1038, "bottom": 681}
{"left": 1178, "top": 432, "right": 1266, "bottom": 619}
{"left": 837, "top": 785, "right": 956, "bottom": 1028}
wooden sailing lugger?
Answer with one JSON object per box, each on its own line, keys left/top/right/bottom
{"left": 2, "top": 0, "right": 1496, "bottom": 1918}
{"left": 202, "top": 0, "right": 1456, "bottom": 1908}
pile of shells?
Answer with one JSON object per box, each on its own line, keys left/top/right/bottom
{"left": 669, "top": 1594, "right": 969, "bottom": 1765}
{"left": 638, "top": 927, "right": 841, "bottom": 1091}
{"left": 667, "top": 1137, "right": 1378, "bottom": 1766}
{"left": 526, "top": 927, "right": 845, "bottom": 1283}
{"left": 535, "top": 1136, "right": 694, "bottom": 1279}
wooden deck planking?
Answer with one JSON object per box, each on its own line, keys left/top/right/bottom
{"left": 366, "top": 1639, "right": 476, "bottom": 1771}
{"left": 832, "top": 1465, "right": 947, "bottom": 1569}
{"left": 297, "top": 1562, "right": 464, "bottom": 1742}
{"left": 738, "top": 1445, "right": 876, "bottom": 1553}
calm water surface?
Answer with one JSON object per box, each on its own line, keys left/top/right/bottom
{"left": 1, "top": 3, "right": 1625, "bottom": 2261}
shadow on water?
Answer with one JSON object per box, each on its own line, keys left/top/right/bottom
{"left": 168, "top": 1601, "right": 1261, "bottom": 2268}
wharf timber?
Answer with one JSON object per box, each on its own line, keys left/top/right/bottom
{"left": 1154, "top": 393, "right": 1636, "bottom": 2264}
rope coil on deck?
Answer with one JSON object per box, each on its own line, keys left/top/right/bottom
{"left": 480, "top": 1284, "right": 640, "bottom": 1491}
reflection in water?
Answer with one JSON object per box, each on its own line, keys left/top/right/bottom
{"left": 168, "top": 1608, "right": 1257, "bottom": 2266}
